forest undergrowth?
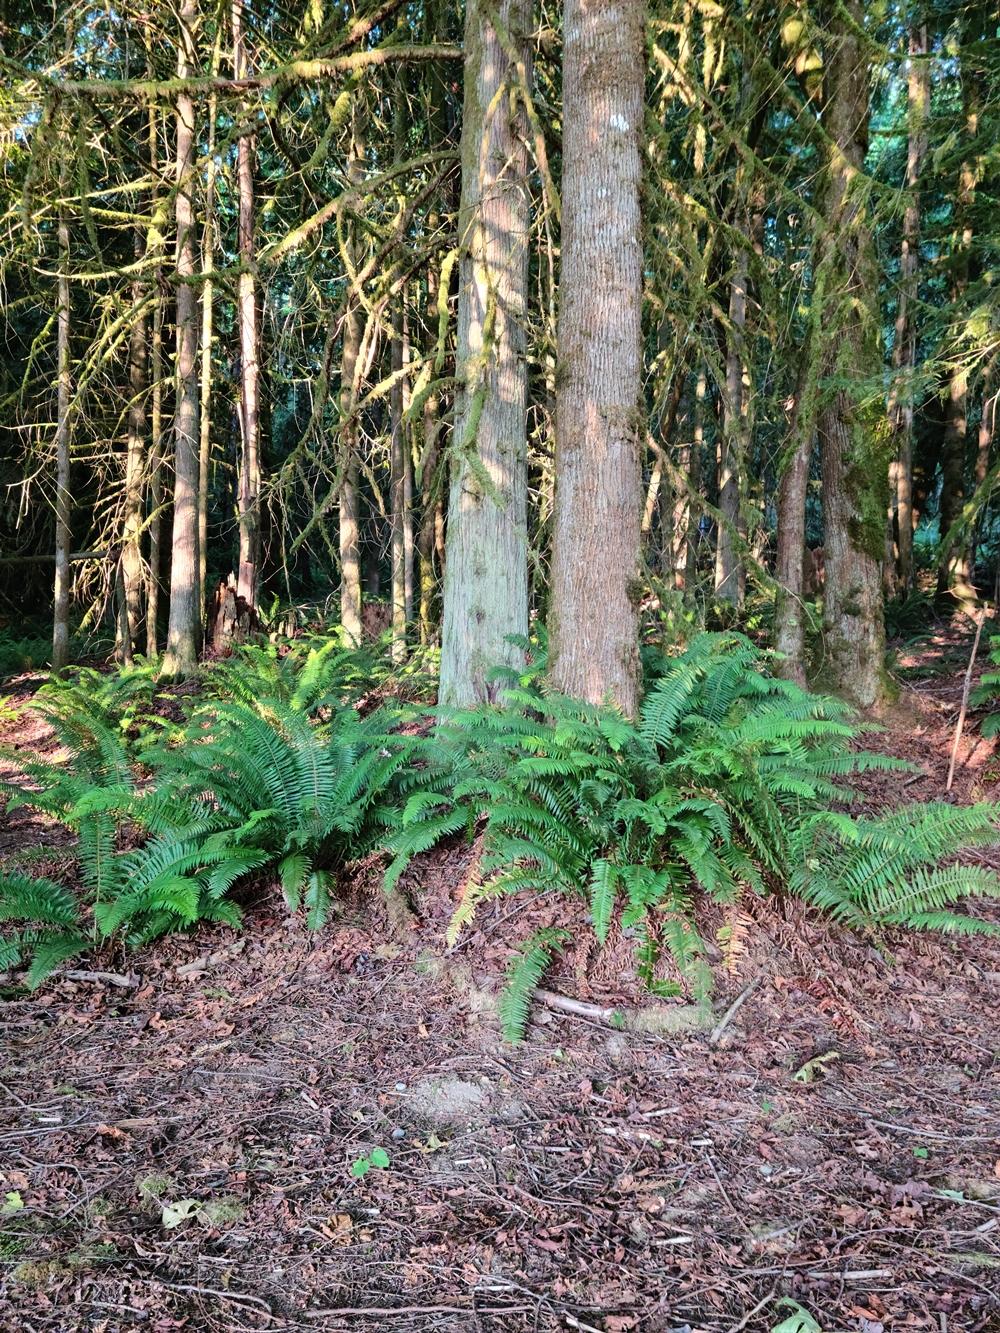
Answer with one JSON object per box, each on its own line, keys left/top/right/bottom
{"left": 0, "top": 622, "right": 998, "bottom": 1331}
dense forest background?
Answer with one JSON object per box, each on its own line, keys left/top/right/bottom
{"left": 0, "top": 0, "right": 996, "bottom": 706}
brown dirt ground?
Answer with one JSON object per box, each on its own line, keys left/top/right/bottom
{"left": 0, "top": 629, "right": 998, "bottom": 1333}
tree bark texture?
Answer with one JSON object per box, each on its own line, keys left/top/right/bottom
{"left": 548, "top": 0, "right": 645, "bottom": 717}
{"left": 161, "top": 0, "right": 202, "bottom": 678}
{"left": 438, "top": 0, "right": 531, "bottom": 706}
{"left": 816, "top": 0, "right": 888, "bottom": 708}
{"left": 234, "top": 0, "right": 262, "bottom": 610}
{"left": 339, "top": 106, "right": 365, "bottom": 647}
{"left": 52, "top": 160, "right": 72, "bottom": 674}
{"left": 887, "top": 26, "right": 928, "bottom": 596}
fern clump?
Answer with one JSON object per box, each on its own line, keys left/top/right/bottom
{"left": 0, "top": 650, "right": 417, "bottom": 984}
{"left": 385, "top": 633, "right": 999, "bottom": 1038}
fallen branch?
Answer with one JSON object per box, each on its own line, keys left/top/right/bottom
{"left": 946, "top": 606, "right": 987, "bottom": 794}
{"left": 62, "top": 968, "right": 138, "bottom": 989}
{"left": 535, "top": 988, "right": 712, "bottom": 1035}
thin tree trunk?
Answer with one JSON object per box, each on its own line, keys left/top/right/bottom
{"left": 678, "top": 366, "right": 706, "bottom": 591}
{"left": 970, "top": 367, "right": 997, "bottom": 570}
{"left": 234, "top": 0, "right": 261, "bottom": 610}
{"left": 774, "top": 348, "right": 817, "bottom": 683}
{"left": 120, "top": 232, "right": 148, "bottom": 663}
{"left": 390, "top": 298, "right": 407, "bottom": 663}
{"left": 339, "top": 106, "right": 365, "bottom": 646}
{"left": 161, "top": 0, "right": 202, "bottom": 679}
{"left": 438, "top": 0, "right": 532, "bottom": 706}
{"left": 936, "top": 51, "right": 978, "bottom": 604}
{"left": 197, "top": 88, "right": 218, "bottom": 627}
{"left": 887, "top": 26, "right": 928, "bottom": 597}
{"left": 402, "top": 300, "right": 415, "bottom": 626}
{"left": 52, "top": 153, "right": 72, "bottom": 674}
{"left": 816, "top": 0, "right": 887, "bottom": 708}
{"left": 417, "top": 0, "right": 452, "bottom": 647}
{"left": 145, "top": 102, "right": 165, "bottom": 660}
{"left": 715, "top": 250, "right": 747, "bottom": 606}
{"left": 548, "top": 0, "right": 645, "bottom": 716}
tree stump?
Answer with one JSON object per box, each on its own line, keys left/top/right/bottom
{"left": 208, "top": 580, "right": 259, "bottom": 654}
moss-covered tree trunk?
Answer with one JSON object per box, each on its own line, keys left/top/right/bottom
{"left": 548, "top": 0, "right": 645, "bottom": 716}
{"left": 438, "top": 0, "right": 531, "bottom": 706}
{"left": 936, "top": 57, "right": 978, "bottom": 605}
{"left": 161, "top": 0, "right": 202, "bottom": 679}
{"left": 887, "top": 25, "right": 928, "bottom": 597}
{"left": 815, "top": 0, "right": 887, "bottom": 708}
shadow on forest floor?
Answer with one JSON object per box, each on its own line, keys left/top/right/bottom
{"left": 0, "top": 623, "right": 998, "bottom": 1332}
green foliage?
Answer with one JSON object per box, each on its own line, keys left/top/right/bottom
{"left": 970, "top": 633, "right": 1000, "bottom": 737}
{"left": 385, "top": 632, "right": 998, "bottom": 1038}
{"left": 0, "top": 648, "right": 417, "bottom": 983}
{"left": 498, "top": 929, "right": 568, "bottom": 1043}
{"left": 2, "top": 636, "right": 997, "bottom": 1035}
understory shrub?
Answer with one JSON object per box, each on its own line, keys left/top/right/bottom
{"left": 1, "top": 634, "right": 998, "bottom": 1042}
{"left": 385, "top": 633, "right": 1000, "bottom": 1036}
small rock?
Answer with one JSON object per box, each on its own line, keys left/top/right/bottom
{"left": 391, "top": 1127, "right": 406, "bottom": 1141}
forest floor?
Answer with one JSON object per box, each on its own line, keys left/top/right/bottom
{"left": 0, "top": 622, "right": 998, "bottom": 1333}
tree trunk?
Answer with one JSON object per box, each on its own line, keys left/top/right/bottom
{"left": 548, "top": 0, "right": 645, "bottom": 716}
{"left": 888, "top": 25, "right": 928, "bottom": 597}
{"left": 120, "top": 233, "right": 148, "bottom": 664}
{"left": 438, "top": 0, "right": 532, "bottom": 706}
{"left": 936, "top": 70, "right": 978, "bottom": 605}
{"left": 145, "top": 104, "right": 165, "bottom": 660}
{"left": 197, "top": 89, "right": 217, "bottom": 629}
{"left": 816, "top": 0, "right": 887, "bottom": 708}
{"left": 774, "top": 348, "right": 817, "bottom": 683}
{"left": 161, "top": 0, "right": 202, "bottom": 679}
{"left": 715, "top": 251, "right": 747, "bottom": 607}
{"left": 417, "top": 0, "right": 452, "bottom": 648}
{"left": 390, "top": 298, "right": 407, "bottom": 663}
{"left": 234, "top": 0, "right": 261, "bottom": 611}
{"left": 52, "top": 155, "right": 72, "bottom": 674}
{"left": 339, "top": 105, "right": 365, "bottom": 647}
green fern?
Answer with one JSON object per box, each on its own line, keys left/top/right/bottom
{"left": 498, "top": 928, "right": 568, "bottom": 1042}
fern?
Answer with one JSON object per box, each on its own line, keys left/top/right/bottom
{"left": 498, "top": 928, "right": 568, "bottom": 1042}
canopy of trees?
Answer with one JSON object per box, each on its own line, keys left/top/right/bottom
{"left": 0, "top": 0, "right": 998, "bottom": 705}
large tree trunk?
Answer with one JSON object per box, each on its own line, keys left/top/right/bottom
{"left": 339, "top": 106, "right": 365, "bottom": 647}
{"left": 887, "top": 26, "right": 928, "bottom": 597}
{"left": 548, "top": 0, "right": 645, "bottom": 716}
{"left": 234, "top": 0, "right": 261, "bottom": 610}
{"left": 438, "top": 0, "right": 531, "bottom": 706}
{"left": 52, "top": 154, "right": 72, "bottom": 674}
{"left": 161, "top": 0, "right": 202, "bottom": 679}
{"left": 816, "top": 0, "right": 887, "bottom": 708}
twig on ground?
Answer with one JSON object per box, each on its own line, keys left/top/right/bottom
{"left": 709, "top": 974, "right": 762, "bottom": 1046}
